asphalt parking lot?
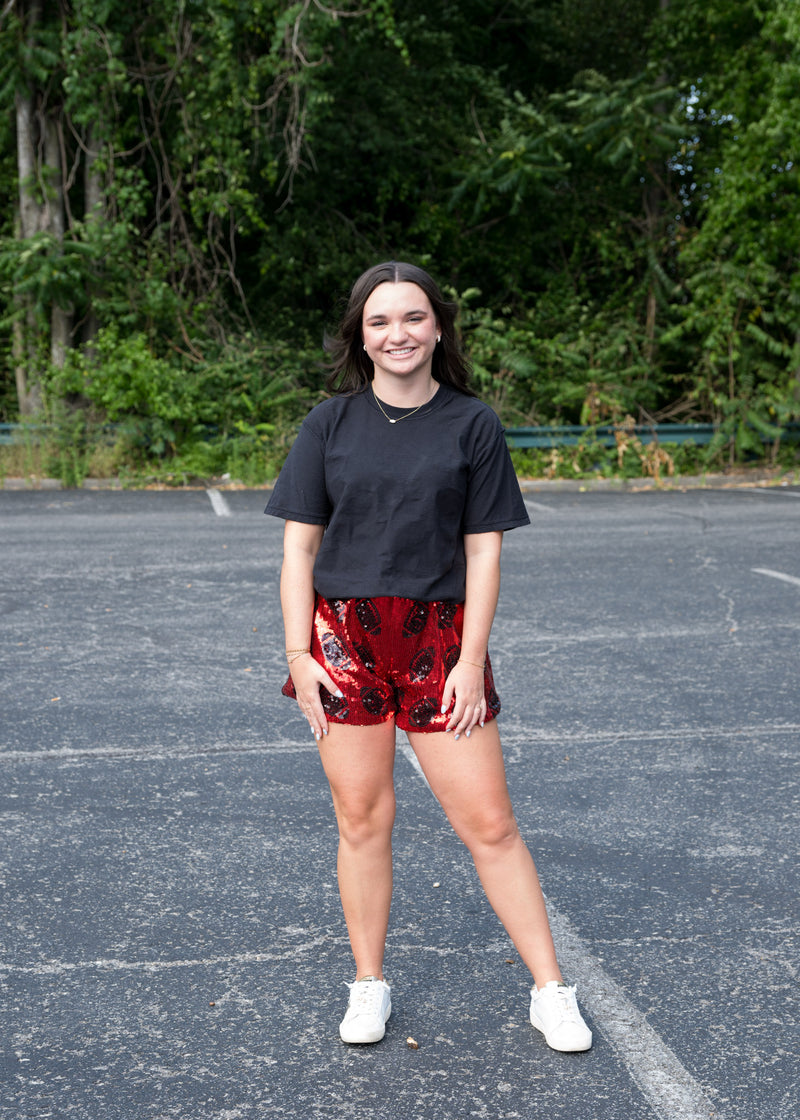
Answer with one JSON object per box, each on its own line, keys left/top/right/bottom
{"left": 1, "top": 484, "right": 798, "bottom": 1119}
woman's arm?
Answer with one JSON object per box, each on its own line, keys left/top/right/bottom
{"left": 441, "top": 530, "right": 503, "bottom": 738}
{"left": 280, "top": 520, "right": 341, "bottom": 740}
{"left": 280, "top": 520, "right": 323, "bottom": 650}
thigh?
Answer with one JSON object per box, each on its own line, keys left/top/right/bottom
{"left": 406, "top": 721, "right": 515, "bottom": 841}
{"left": 318, "top": 720, "right": 398, "bottom": 819}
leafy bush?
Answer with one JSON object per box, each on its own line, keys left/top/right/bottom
{"left": 39, "top": 326, "right": 316, "bottom": 483}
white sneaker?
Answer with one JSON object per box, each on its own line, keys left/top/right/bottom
{"left": 529, "top": 981, "right": 592, "bottom": 1052}
{"left": 339, "top": 977, "right": 392, "bottom": 1044}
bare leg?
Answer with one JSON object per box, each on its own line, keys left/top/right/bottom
{"left": 317, "top": 721, "right": 397, "bottom": 979}
{"left": 407, "top": 721, "right": 562, "bottom": 988}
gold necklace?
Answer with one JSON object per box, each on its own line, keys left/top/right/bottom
{"left": 372, "top": 385, "right": 435, "bottom": 424}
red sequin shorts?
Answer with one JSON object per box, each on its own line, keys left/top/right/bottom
{"left": 282, "top": 595, "right": 501, "bottom": 732}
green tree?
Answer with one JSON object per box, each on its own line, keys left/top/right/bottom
{"left": 1, "top": 0, "right": 797, "bottom": 478}
{"left": 449, "top": 1, "right": 684, "bottom": 423}
{"left": 661, "top": 0, "right": 800, "bottom": 460}
{"left": 0, "top": 0, "right": 401, "bottom": 417}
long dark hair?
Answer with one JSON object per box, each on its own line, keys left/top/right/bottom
{"left": 325, "top": 261, "right": 475, "bottom": 396}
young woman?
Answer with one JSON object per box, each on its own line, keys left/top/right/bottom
{"left": 265, "top": 261, "right": 591, "bottom": 1052}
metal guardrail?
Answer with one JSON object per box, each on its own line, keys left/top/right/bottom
{"left": 504, "top": 422, "right": 800, "bottom": 449}
{"left": 3, "top": 420, "right": 800, "bottom": 449}
{"left": 0, "top": 423, "right": 47, "bottom": 445}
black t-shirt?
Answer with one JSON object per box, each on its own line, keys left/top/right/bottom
{"left": 265, "top": 383, "right": 530, "bottom": 601}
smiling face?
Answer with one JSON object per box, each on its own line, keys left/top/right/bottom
{"left": 361, "top": 281, "right": 440, "bottom": 389}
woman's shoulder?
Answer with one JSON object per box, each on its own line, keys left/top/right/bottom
{"left": 302, "top": 390, "right": 368, "bottom": 430}
{"left": 439, "top": 384, "right": 504, "bottom": 429}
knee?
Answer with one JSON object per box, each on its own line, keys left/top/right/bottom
{"left": 460, "top": 809, "right": 520, "bottom": 855}
{"left": 335, "top": 790, "right": 396, "bottom": 848}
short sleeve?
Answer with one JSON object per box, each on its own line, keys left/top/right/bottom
{"left": 462, "top": 413, "right": 530, "bottom": 534}
{"left": 264, "top": 420, "right": 331, "bottom": 524}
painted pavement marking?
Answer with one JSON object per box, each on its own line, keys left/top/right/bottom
{"left": 398, "top": 735, "right": 725, "bottom": 1120}
{"left": 206, "top": 488, "right": 232, "bottom": 516}
{"left": 524, "top": 498, "right": 559, "bottom": 514}
{"left": 752, "top": 567, "right": 800, "bottom": 588}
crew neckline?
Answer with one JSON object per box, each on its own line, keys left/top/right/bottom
{"left": 368, "top": 381, "right": 448, "bottom": 420}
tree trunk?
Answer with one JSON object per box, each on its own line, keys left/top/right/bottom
{"left": 82, "top": 123, "right": 105, "bottom": 347}
{"left": 13, "top": 0, "right": 49, "bottom": 414}
{"left": 14, "top": 85, "right": 44, "bottom": 414}
{"left": 641, "top": 0, "right": 671, "bottom": 370}
{"left": 15, "top": 90, "right": 40, "bottom": 240}
{"left": 45, "top": 113, "right": 73, "bottom": 368}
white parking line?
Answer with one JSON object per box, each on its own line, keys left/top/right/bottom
{"left": 3, "top": 721, "right": 798, "bottom": 764}
{"left": 398, "top": 735, "right": 724, "bottom": 1120}
{"left": 549, "top": 907, "right": 723, "bottom": 1120}
{"left": 206, "top": 488, "right": 232, "bottom": 516}
{"left": 524, "top": 499, "right": 558, "bottom": 514}
{"left": 0, "top": 940, "right": 333, "bottom": 977}
{"left": 752, "top": 567, "right": 800, "bottom": 588}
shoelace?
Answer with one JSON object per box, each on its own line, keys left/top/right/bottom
{"left": 549, "top": 984, "right": 580, "bottom": 1022}
{"left": 347, "top": 980, "right": 386, "bottom": 1015}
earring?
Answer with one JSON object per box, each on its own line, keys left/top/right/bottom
{"left": 436, "top": 335, "right": 441, "bottom": 343}
{"left": 363, "top": 343, "right": 367, "bottom": 351}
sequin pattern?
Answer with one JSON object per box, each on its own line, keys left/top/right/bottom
{"left": 281, "top": 595, "right": 501, "bottom": 732}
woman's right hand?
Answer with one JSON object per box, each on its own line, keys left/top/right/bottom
{"left": 289, "top": 654, "right": 343, "bottom": 741}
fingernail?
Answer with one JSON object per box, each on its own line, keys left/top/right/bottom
{"left": 454, "top": 733, "right": 460, "bottom": 741}
{"left": 465, "top": 730, "right": 471, "bottom": 738}
{"left": 315, "top": 731, "right": 321, "bottom": 740}
{"left": 335, "top": 690, "right": 344, "bottom": 698}
{"left": 440, "top": 705, "right": 447, "bottom": 714}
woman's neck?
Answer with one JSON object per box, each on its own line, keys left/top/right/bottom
{"left": 371, "top": 371, "right": 437, "bottom": 409}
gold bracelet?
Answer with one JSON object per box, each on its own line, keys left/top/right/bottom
{"left": 286, "top": 649, "right": 311, "bottom": 663}
{"left": 285, "top": 647, "right": 310, "bottom": 656}
{"left": 458, "top": 658, "right": 485, "bottom": 670}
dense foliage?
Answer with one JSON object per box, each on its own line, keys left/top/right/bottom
{"left": 1, "top": 0, "right": 798, "bottom": 481}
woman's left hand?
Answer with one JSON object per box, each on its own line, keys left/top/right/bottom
{"left": 440, "top": 661, "right": 487, "bottom": 739}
